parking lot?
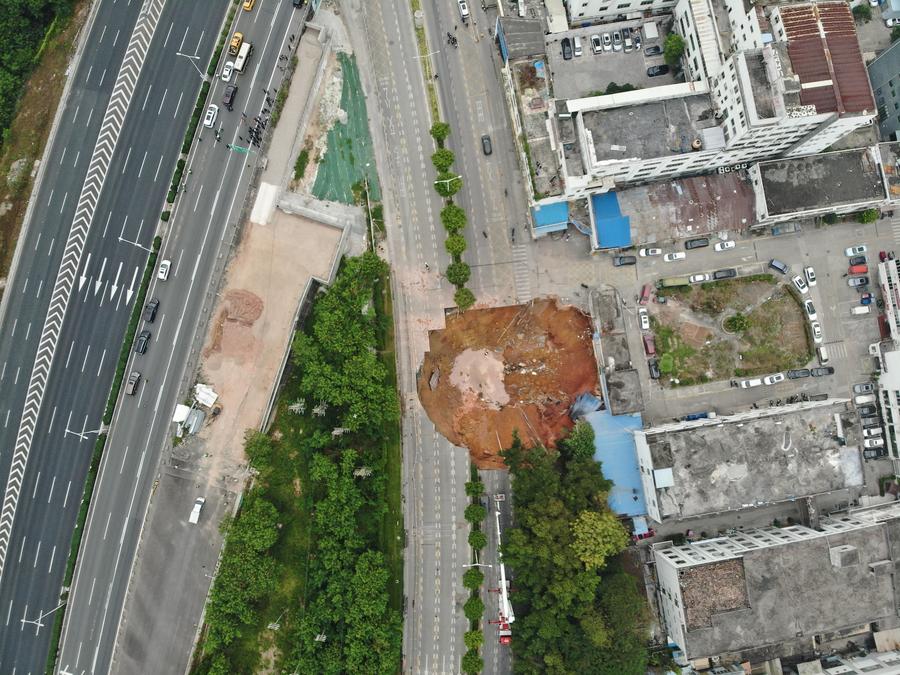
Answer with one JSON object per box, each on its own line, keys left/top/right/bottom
{"left": 545, "top": 18, "right": 675, "bottom": 100}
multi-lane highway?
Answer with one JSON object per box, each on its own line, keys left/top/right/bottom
{"left": 0, "top": 0, "right": 300, "bottom": 672}
{"left": 348, "top": 0, "right": 529, "bottom": 670}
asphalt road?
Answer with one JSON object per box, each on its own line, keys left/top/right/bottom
{"left": 0, "top": 0, "right": 297, "bottom": 671}
{"left": 55, "top": 1, "right": 302, "bottom": 674}
{"left": 347, "top": 0, "right": 527, "bottom": 671}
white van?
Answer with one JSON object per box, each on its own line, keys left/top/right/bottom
{"left": 573, "top": 36, "right": 583, "bottom": 57}
{"left": 189, "top": 497, "right": 206, "bottom": 524}
{"left": 855, "top": 394, "right": 877, "bottom": 405}
{"left": 458, "top": 0, "right": 470, "bottom": 22}
{"left": 740, "top": 378, "right": 764, "bottom": 388}
{"left": 851, "top": 306, "right": 871, "bottom": 315}
{"left": 817, "top": 346, "right": 829, "bottom": 364}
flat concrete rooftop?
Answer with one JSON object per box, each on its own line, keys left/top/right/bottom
{"left": 583, "top": 94, "right": 719, "bottom": 163}
{"left": 679, "top": 523, "right": 899, "bottom": 658}
{"left": 639, "top": 403, "right": 862, "bottom": 520}
{"left": 759, "top": 147, "right": 885, "bottom": 217}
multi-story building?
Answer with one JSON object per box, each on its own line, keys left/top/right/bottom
{"left": 869, "top": 40, "right": 900, "bottom": 142}
{"left": 560, "top": 0, "right": 876, "bottom": 198}
{"left": 633, "top": 401, "right": 857, "bottom": 524}
{"left": 565, "top": 0, "right": 675, "bottom": 23}
{"left": 654, "top": 502, "right": 900, "bottom": 664}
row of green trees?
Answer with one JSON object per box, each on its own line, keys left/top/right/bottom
{"left": 284, "top": 252, "right": 402, "bottom": 672}
{"left": 501, "top": 423, "right": 650, "bottom": 674}
{"left": 429, "top": 122, "right": 476, "bottom": 310}
{"left": 461, "top": 478, "right": 488, "bottom": 674}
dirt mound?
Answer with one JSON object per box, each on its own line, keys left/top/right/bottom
{"left": 203, "top": 289, "right": 264, "bottom": 361}
{"left": 418, "top": 298, "right": 598, "bottom": 468}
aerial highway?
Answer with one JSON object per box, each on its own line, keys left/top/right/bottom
{"left": 0, "top": 0, "right": 297, "bottom": 671}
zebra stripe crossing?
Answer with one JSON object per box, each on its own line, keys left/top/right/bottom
{"left": 511, "top": 244, "right": 532, "bottom": 302}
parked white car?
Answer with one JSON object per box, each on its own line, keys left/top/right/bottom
{"left": 189, "top": 497, "right": 206, "bottom": 524}
{"left": 763, "top": 373, "right": 786, "bottom": 385}
{"left": 638, "top": 308, "right": 650, "bottom": 330}
{"left": 804, "top": 265, "right": 817, "bottom": 286}
{"left": 714, "top": 241, "right": 735, "bottom": 252}
{"left": 811, "top": 321, "right": 823, "bottom": 344}
{"left": 663, "top": 252, "right": 686, "bottom": 262}
{"left": 792, "top": 274, "right": 809, "bottom": 295}
{"left": 639, "top": 247, "right": 662, "bottom": 257}
{"left": 689, "top": 273, "right": 711, "bottom": 283}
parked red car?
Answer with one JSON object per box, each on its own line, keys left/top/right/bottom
{"left": 642, "top": 333, "right": 656, "bottom": 356}
{"left": 849, "top": 264, "right": 868, "bottom": 275}
{"left": 639, "top": 284, "right": 652, "bottom": 305}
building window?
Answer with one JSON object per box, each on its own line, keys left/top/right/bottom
{"left": 618, "top": 2, "right": 631, "bottom": 7}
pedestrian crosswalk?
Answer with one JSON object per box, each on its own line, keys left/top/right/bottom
{"left": 511, "top": 244, "right": 532, "bottom": 302}
{"left": 891, "top": 218, "right": 900, "bottom": 244}
{"left": 825, "top": 340, "right": 848, "bottom": 360}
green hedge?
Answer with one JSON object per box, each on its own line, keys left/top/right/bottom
{"left": 103, "top": 236, "right": 162, "bottom": 424}
{"left": 182, "top": 80, "right": 211, "bottom": 155}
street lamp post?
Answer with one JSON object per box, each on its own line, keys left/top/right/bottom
{"left": 434, "top": 174, "right": 462, "bottom": 189}
{"left": 175, "top": 51, "right": 208, "bottom": 79}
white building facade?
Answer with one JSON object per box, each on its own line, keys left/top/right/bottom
{"left": 565, "top": 0, "right": 675, "bottom": 23}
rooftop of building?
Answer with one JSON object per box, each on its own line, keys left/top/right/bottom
{"left": 744, "top": 45, "right": 803, "bottom": 119}
{"left": 668, "top": 522, "right": 900, "bottom": 659}
{"left": 497, "top": 17, "right": 546, "bottom": 60}
{"left": 641, "top": 402, "right": 862, "bottom": 520}
{"left": 582, "top": 94, "right": 720, "bottom": 163}
{"left": 879, "top": 142, "right": 900, "bottom": 200}
{"left": 777, "top": 2, "right": 875, "bottom": 115}
{"left": 758, "top": 147, "right": 885, "bottom": 217}
{"left": 616, "top": 171, "right": 755, "bottom": 245}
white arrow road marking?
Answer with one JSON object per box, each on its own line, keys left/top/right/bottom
{"left": 125, "top": 266, "right": 138, "bottom": 305}
{"left": 94, "top": 257, "right": 107, "bottom": 295}
{"left": 110, "top": 261, "right": 122, "bottom": 300}
{"left": 78, "top": 252, "right": 91, "bottom": 292}
{"left": 0, "top": 0, "right": 166, "bottom": 586}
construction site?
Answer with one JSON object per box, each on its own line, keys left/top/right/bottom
{"left": 418, "top": 298, "right": 599, "bottom": 468}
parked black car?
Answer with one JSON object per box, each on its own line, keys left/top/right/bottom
{"left": 613, "top": 255, "right": 637, "bottom": 266}
{"left": 562, "top": 37, "right": 573, "bottom": 60}
{"left": 810, "top": 366, "right": 835, "bottom": 377}
{"left": 864, "top": 447, "right": 889, "bottom": 460}
{"left": 857, "top": 404, "right": 878, "bottom": 416}
{"left": 849, "top": 255, "right": 867, "bottom": 266}
{"left": 786, "top": 369, "right": 810, "bottom": 379}
{"left": 647, "top": 64, "right": 669, "bottom": 76}
{"left": 685, "top": 237, "right": 709, "bottom": 250}
{"left": 768, "top": 258, "right": 789, "bottom": 274}
{"left": 134, "top": 330, "right": 151, "bottom": 355}
{"left": 645, "top": 45, "right": 662, "bottom": 56}
{"left": 142, "top": 298, "right": 159, "bottom": 323}
{"left": 713, "top": 268, "right": 737, "bottom": 280}
{"left": 648, "top": 358, "right": 660, "bottom": 379}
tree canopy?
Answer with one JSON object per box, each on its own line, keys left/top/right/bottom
{"left": 501, "top": 425, "right": 649, "bottom": 674}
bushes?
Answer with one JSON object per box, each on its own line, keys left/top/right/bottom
{"left": 853, "top": 4, "right": 872, "bottom": 22}
{"left": 468, "top": 528, "right": 487, "bottom": 550}
{"left": 430, "top": 122, "right": 451, "bottom": 146}
{"left": 441, "top": 203, "right": 467, "bottom": 234}
{"left": 445, "top": 233, "right": 467, "bottom": 257}
{"left": 464, "top": 595, "right": 485, "bottom": 622}
{"left": 464, "top": 503, "right": 486, "bottom": 524}
{"left": 455, "top": 287, "right": 476, "bottom": 311}
{"left": 160, "top": 210, "right": 170, "bottom": 222}
{"left": 434, "top": 171, "right": 462, "bottom": 198}
{"left": 664, "top": 33, "right": 685, "bottom": 67}
{"left": 182, "top": 80, "right": 211, "bottom": 154}
{"left": 723, "top": 313, "right": 750, "bottom": 333}
{"left": 293, "top": 148, "right": 310, "bottom": 181}
{"left": 857, "top": 208, "right": 879, "bottom": 224}
{"left": 432, "top": 148, "right": 455, "bottom": 172}
{"left": 447, "top": 261, "right": 471, "bottom": 287}
{"left": 463, "top": 567, "right": 484, "bottom": 590}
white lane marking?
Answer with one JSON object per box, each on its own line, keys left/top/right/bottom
{"left": 88, "top": 578, "right": 97, "bottom": 606}
{"left": 47, "top": 545, "right": 56, "bottom": 574}
{"left": 65, "top": 340, "right": 75, "bottom": 369}
{"left": 112, "top": 28, "right": 120, "bottom": 47}
{"left": 173, "top": 90, "right": 184, "bottom": 119}
{"left": 102, "top": 512, "right": 112, "bottom": 540}
{"left": 98, "top": 68, "right": 107, "bottom": 88}
{"left": 119, "top": 445, "right": 130, "bottom": 474}
{"left": 21, "top": 278, "right": 28, "bottom": 295}
{"left": 85, "top": 106, "right": 93, "bottom": 128}
{"left": 17, "top": 536, "right": 25, "bottom": 564}
{"left": 31, "top": 472, "right": 40, "bottom": 500}
{"left": 47, "top": 476, "right": 56, "bottom": 504}
{"left": 102, "top": 211, "right": 112, "bottom": 238}
{"left": 99, "top": 25, "right": 107, "bottom": 43}
{"left": 24, "top": 323, "right": 31, "bottom": 342}
{"left": 154, "top": 153, "right": 163, "bottom": 181}
{"left": 73, "top": 149, "right": 80, "bottom": 167}
{"left": 96, "top": 349, "right": 107, "bottom": 377}
{"left": 121, "top": 146, "right": 132, "bottom": 174}
{"left": 194, "top": 30, "right": 205, "bottom": 53}
{"left": 81, "top": 345, "right": 91, "bottom": 373}
{"left": 192, "top": 184, "right": 204, "bottom": 212}
{"left": 32, "top": 540, "right": 40, "bottom": 568}
{"left": 59, "top": 146, "right": 67, "bottom": 165}
{"left": 157, "top": 88, "right": 168, "bottom": 115}
{"left": 5, "top": 600, "right": 11, "bottom": 626}
{"left": 162, "top": 21, "right": 173, "bottom": 48}
{"left": 10, "top": 318, "right": 15, "bottom": 337}
{"left": 47, "top": 189, "right": 53, "bottom": 207}
{"left": 85, "top": 65, "right": 92, "bottom": 82}
{"left": 137, "top": 150, "right": 147, "bottom": 178}
{"left": 59, "top": 191, "right": 68, "bottom": 214}
{"left": 178, "top": 25, "right": 188, "bottom": 51}
{"left": 175, "top": 248, "right": 184, "bottom": 276}
{"left": 13, "top": 367, "right": 19, "bottom": 385}
{"left": 63, "top": 480, "right": 72, "bottom": 509}
{"left": 34, "top": 232, "right": 42, "bottom": 251}
{"left": 48, "top": 406, "right": 57, "bottom": 435}
{"left": 141, "top": 83, "right": 152, "bottom": 112}
{"left": 3, "top": 410, "right": 8, "bottom": 429}
{"left": 36, "top": 279, "right": 43, "bottom": 298}
{"left": 47, "top": 237, "right": 55, "bottom": 256}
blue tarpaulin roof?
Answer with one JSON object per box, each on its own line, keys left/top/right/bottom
{"left": 532, "top": 200, "right": 569, "bottom": 233}
{"left": 591, "top": 192, "right": 631, "bottom": 249}
{"left": 584, "top": 409, "right": 646, "bottom": 517}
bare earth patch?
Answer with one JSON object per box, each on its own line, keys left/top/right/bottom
{"left": 418, "top": 298, "right": 599, "bottom": 468}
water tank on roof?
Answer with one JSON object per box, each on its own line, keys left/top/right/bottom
{"left": 691, "top": 138, "right": 703, "bottom": 151}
